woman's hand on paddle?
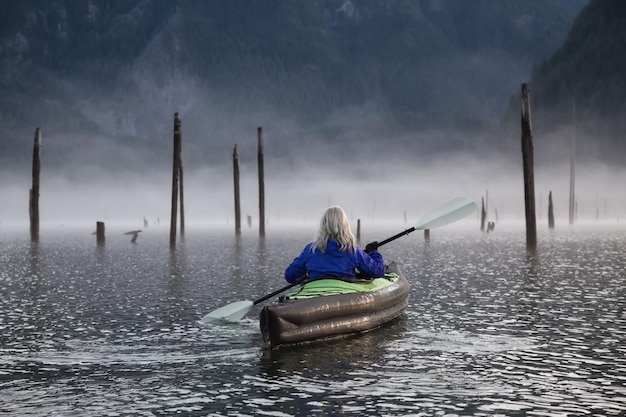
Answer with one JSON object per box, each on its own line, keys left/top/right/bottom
{"left": 294, "top": 274, "right": 308, "bottom": 284}
{"left": 365, "top": 241, "right": 379, "bottom": 254}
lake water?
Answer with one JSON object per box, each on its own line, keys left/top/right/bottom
{"left": 1, "top": 223, "right": 626, "bottom": 416}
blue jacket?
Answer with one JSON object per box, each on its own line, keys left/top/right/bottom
{"left": 285, "top": 239, "right": 385, "bottom": 283}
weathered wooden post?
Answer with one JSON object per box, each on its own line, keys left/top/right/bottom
{"left": 96, "top": 221, "right": 105, "bottom": 245}
{"left": 233, "top": 144, "right": 241, "bottom": 235}
{"left": 29, "top": 128, "right": 41, "bottom": 242}
{"left": 480, "top": 197, "right": 486, "bottom": 232}
{"left": 548, "top": 190, "right": 555, "bottom": 229}
{"left": 169, "top": 113, "right": 181, "bottom": 248}
{"left": 485, "top": 189, "right": 489, "bottom": 221}
{"left": 424, "top": 229, "right": 430, "bottom": 240}
{"left": 521, "top": 83, "right": 537, "bottom": 249}
{"left": 356, "top": 219, "right": 361, "bottom": 242}
{"left": 179, "top": 136, "right": 185, "bottom": 239}
{"left": 257, "top": 126, "right": 266, "bottom": 237}
{"left": 569, "top": 99, "right": 576, "bottom": 226}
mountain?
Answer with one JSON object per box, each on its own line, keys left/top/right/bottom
{"left": 528, "top": 0, "right": 626, "bottom": 161}
{"left": 0, "top": 0, "right": 588, "bottom": 171}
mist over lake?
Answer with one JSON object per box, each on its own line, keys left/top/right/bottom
{"left": 2, "top": 144, "right": 625, "bottom": 230}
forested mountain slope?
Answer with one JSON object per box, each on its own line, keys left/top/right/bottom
{"left": 0, "top": 0, "right": 592, "bottom": 168}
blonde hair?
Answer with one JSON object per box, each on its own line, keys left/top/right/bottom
{"left": 313, "top": 206, "right": 356, "bottom": 253}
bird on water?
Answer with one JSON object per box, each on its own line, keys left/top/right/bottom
{"left": 124, "top": 230, "right": 142, "bottom": 243}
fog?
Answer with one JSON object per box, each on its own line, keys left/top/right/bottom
{"left": 2, "top": 124, "right": 625, "bottom": 235}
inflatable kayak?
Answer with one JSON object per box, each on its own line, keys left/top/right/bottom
{"left": 259, "top": 261, "right": 409, "bottom": 349}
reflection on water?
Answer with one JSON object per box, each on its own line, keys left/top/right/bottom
{"left": 1, "top": 226, "right": 626, "bottom": 415}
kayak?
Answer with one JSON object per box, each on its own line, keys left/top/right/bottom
{"left": 259, "top": 261, "right": 409, "bottom": 349}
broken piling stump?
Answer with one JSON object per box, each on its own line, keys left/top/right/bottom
{"left": 96, "top": 221, "right": 105, "bottom": 246}
{"left": 29, "top": 128, "right": 41, "bottom": 242}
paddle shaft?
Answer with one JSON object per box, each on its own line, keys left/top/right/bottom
{"left": 375, "top": 226, "right": 417, "bottom": 247}
{"left": 253, "top": 279, "right": 302, "bottom": 305}
{"left": 370, "top": 198, "right": 475, "bottom": 249}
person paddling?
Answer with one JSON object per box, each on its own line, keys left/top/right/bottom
{"left": 285, "top": 206, "right": 384, "bottom": 283}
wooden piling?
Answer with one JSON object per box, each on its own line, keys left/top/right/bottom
{"left": 29, "top": 128, "right": 41, "bottom": 242}
{"left": 569, "top": 99, "right": 576, "bottom": 226}
{"left": 521, "top": 83, "right": 537, "bottom": 249}
{"left": 233, "top": 144, "right": 241, "bottom": 235}
{"left": 179, "top": 136, "right": 185, "bottom": 239}
{"left": 548, "top": 190, "right": 555, "bottom": 229}
{"left": 480, "top": 197, "right": 486, "bottom": 232}
{"left": 424, "top": 229, "right": 430, "bottom": 240}
{"left": 96, "top": 221, "right": 105, "bottom": 245}
{"left": 169, "top": 113, "right": 181, "bottom": 248}
{"left": 485, "top": 190, "right": 489, "bottom": 220}
{"left": 356, "top": 219, "right": 361, "bottom": 242}
{"left": 257, "top": 127, "right": 266, "bottom": 237}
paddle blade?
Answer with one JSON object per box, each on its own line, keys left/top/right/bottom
{"left": 200, "top": 300, "right": 254, "bottom": 324}
{"left": 415, "top": 197, "right": 476, "bottom": 230}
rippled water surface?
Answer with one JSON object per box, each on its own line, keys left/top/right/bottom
{"left": 1, "top": 224, "right": 626, "bottom": 416}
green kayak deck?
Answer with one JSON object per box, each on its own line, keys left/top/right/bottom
{"left": 283, "top": 273, "right": 400, "bottom": 299}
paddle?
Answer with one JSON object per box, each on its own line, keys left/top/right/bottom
{"left": 200, "top": 280, "right": 302, "bottom": 324}
{"left": 370, "top": 197, "right": 476, "bottom": 248}
{"left": 200, "top": 197, "right": 476, "bottom": 324}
